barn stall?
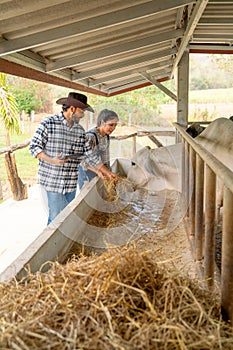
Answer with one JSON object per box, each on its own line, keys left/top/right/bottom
{"left": 0, "top": 1, "right": 233, "bottom": 344}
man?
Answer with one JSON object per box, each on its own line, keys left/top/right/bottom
{"left": 30, "top": 92, "right": 116, "bottom": 225}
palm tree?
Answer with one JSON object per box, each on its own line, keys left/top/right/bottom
{"left": 0, "top": 72, "right": 20, "bottom": 146}
{"left": 0, "top": 72, "right": 21, "bottom": 200}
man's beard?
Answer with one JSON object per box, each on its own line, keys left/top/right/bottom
{"left": 72, "top": 112, "right": 81, "bottom": 123}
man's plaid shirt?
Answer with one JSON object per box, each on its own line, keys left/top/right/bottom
{"left": 30, "top": 113, "right": 101, "bottom": 193}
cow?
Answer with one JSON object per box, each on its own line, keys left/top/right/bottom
{"left": 186, "top": 122, "right": 205, "bottom": 138}
{"left": 186, "top": 116, "right": 233, "bottom": 138}
{"left": 188, "top": 118, "right": 233, "bottom": 223}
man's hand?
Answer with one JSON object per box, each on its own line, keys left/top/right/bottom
{"left": 53, "top": 153, "right": 70, "bottom": 165}
{"left": 37, "top": 152, "right": 69, "bottom": 165}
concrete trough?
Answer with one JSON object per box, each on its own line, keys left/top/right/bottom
{"left": 0, "top": 159, "right": 132, "bottom": 282}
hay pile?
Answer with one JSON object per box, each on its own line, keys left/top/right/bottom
{"left": 0, "top": 247, "right": 232, "bottom": 349}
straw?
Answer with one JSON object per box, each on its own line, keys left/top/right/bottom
{"left": 0, "top": 247, "right": 232, "bottom": 349}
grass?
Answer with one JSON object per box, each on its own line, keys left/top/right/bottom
{"left": 189, "top": 87, "right": 233, "bottom": 103}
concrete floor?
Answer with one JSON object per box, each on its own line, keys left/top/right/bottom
{"left": 0, "top": 185, "right": 47, "bottom": 276}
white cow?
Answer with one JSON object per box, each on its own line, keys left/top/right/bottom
{"left": 195, "top": 117, "right": 233, "bottom": 221}
{"left": 127, "top": 143, "right": 183, "bottom": 192}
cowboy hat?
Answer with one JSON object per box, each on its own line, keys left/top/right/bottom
{"left": 56, "top": 92, "right": 94, "bottom": 112}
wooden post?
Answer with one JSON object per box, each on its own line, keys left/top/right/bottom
{"left": 148, "top": 135, "right": 163, "bottom": 148}
{"left": 128, "top": 112, "right": 132, "bottom": 126}
{"left": 204, "top": 164, "right": 216, "bottom": 289}
{"left": 132, "top": 136, "right": 136, "bottom": 156}
{"left": 195, "top": 154, "right": 204, "bottom": 261}
{"left": 181, "top": 139, "right": 186, "bottom": 213}
{"left": 30, "top": 110, "right": 35, "bottom": 123}
{"left": 20, "top": 110, "right": 25, "bottom": 133}
{"left": 0, "top": 179, "right": 3, "bottom": 200}
{"left": 189, "top": 146, "right": 196, "bottom": 236}
{"left": 184, "top": 141, "right": 189, "bottom": 216}
{"left": 4, "top": 152, "right": 28, "bottom": 201}
{"left": 221, "top": 186, "right": 233, "bottom": 324}
{"left": 177, "top": 50, "right": 189, "bottom": 128}
{"left": 85, "top": 112, "right": 89, "bottom": 130}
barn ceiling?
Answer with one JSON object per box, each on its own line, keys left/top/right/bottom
{"left": 0, "top": 0, "right": 232, "bottom": 96}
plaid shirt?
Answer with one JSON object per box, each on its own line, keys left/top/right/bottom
{"left": 30, "top": 113, "right": 101, "bottom": 193}
{"left": 82, "top": 127, "right": 110, "bottom": 169}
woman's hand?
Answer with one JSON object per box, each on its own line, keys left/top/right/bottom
{"left": 87, "top": 163, "right": 119, "bottom": 182}
{"left": 100, "top": 167, "right": 119, "bottom": 182}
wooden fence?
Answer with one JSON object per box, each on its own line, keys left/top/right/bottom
{"left": 0, "top": 131, "right": 175, "bottom": 200}
{"left": 111, "top": 129, "right": 175, "bottom": 155}
{"left": 0, "top": 139, "right": 31, "bottom": 201}
{"left": 174, "top": 122, "right": 233, "bottom": 324}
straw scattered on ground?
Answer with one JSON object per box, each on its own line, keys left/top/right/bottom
{"left": 0, "top": 247, "right": 232, "bottom": 350}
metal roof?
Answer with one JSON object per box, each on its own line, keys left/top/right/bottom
{"left": 0, "top": 0, "right": 232, "bottom": 96}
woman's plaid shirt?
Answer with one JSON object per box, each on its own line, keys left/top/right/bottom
{"left": 84, "top": 127, "right": 110, "bottom": 169}
{"left": 30, "top": 113, "right": 101, "bottom": 193}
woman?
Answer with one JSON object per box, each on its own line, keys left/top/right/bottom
{"left": 78, "top": 109, "right": 119, "bottom": 189}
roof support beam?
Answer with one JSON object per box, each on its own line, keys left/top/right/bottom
{"left": 208, "top": 0, "right": 233, "bottom": 2}
{"left": 170, "top": 0, "right": 208, "bottom": 78}
{"left": 199, "top": 18, "right": 233, "bottom": 25}
{"left": 193, "top": 34, "right": 233, "bottom": 41}
{"left": 140, "top": 72, "right": 177, "bottom": 101}
{"left": 0, "top": 0, "right": 69, "bottom": 20}
{"left": 190, "top": 44, "right": 233, "bottom": 53}
{"left": 72, "top": 48, "right": 177, "bottom": 81}
{"left": 0, "top": 0, "right": 193, "bottom": 56}
{"left": 107, "top": 80, "right": 151, "bottom": 94}
{"left": 107, "top": 75, "right": 169, "bottom": 95}
{"left": 107, "top": 82, "right": 151, "bottom": 96}
{"left": 46, "top": 29, "right": 184, "bottom": 72}
{"left": 89, "top": 59, "right": 173, "bottom": 87}
{"left": 105, "top": 69, "right": 171, "bottom": 91}
{"left": 0, "top": 58, "right": 106, "bottom": 96}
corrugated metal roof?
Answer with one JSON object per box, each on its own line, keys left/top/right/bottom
{"left": 0, "top": 0, "right": 232, "bottom": 96}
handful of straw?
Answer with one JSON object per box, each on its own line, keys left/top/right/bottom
{"left": 103, "top": 176, "right": 135, "bottom": 202}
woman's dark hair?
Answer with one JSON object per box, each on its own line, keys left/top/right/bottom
{"left": 97, "top": 109, "right": 119, "bottom": 127}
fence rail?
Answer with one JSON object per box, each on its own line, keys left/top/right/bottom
{"left": 0, "top": 130, "right": 175, "bottom": 200}
{"left": 0, "top": 139, "right": 31, "bottom": 156}
{"left": 174, "top": 122, "right": 233, "bottom": 324}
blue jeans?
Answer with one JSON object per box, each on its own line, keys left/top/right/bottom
{"left": 46, "top": 190, "right": 76, "bottom": 225}
{"left": 78, "top": 165, "right": 97, "bottom": 189}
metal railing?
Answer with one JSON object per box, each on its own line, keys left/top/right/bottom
{"left": 174, "top": 122, "right": 233, "bottom": 324}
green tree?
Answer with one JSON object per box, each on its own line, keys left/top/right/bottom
{"left": 210, "top": 54, "right": 233, "bottom": 74}
{"left": 88, "top": 81, "right": 175, "bottom": 127}
{"left": 7, "top": 76, "right": 53, "bottom": 114}
{"left": 0, "top": 72, "right": 21, "bottom": 200}
{"left": 190, "top": 54, "right": 233, "bottom": 90}
{"left": 0, "top": 72, "right": 21, "bottom": 146}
